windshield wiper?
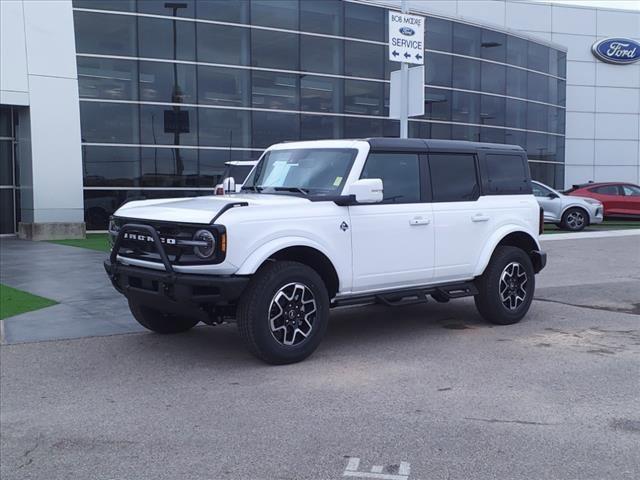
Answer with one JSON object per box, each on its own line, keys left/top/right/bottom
{"left": 272, "top": 187, "right": 310, "bottom": 195}
{"left": 240, "top": 185, "right": 264, "bottom": 192}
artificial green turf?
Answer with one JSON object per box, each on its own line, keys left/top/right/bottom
{"left": 49, "top": 233, "right": 111, "bottom": 252}
{"left": 0, "top": 284, "right": 58, "bottom": 320}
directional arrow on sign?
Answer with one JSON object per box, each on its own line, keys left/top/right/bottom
{"left": 392, "top": 50, "right": 399, "bottom": 57}
{"left": 404, "top": 52, "right": 411, "bottom": 59}
{"left": 416, "top": 53, "right": 423, "bottom": 61}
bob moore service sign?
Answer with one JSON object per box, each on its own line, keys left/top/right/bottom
{"left": 388, "top": 11, "right": 425, "bottom": 65}
{"left": 591, "top": 38, "right": 640, "bottom": 64}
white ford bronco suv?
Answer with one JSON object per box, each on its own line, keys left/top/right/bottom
{"left": 105, "top": 138, "right": 546, "bottom": 364}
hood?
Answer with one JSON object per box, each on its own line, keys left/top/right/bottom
{"left": 114, "top": 194, "right": 310, "bottom": 224}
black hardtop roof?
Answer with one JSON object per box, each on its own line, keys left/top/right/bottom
{"left": 365, "top": 137, "right": 525, "bottom": 153}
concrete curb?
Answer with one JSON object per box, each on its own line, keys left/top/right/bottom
{"left": 540, "top": 229, "right": 640, "bottom": 241}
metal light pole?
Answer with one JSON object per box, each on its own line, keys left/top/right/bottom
{"left": 399, "top": 0, "right": 409, "bottom": 138}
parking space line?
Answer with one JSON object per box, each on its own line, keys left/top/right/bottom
{"left": 343, "top": 458, "right": 411, "bottom": 480}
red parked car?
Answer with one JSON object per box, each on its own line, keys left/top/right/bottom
{"left": 566, "top": 182, "right": 640, "bottom": 218}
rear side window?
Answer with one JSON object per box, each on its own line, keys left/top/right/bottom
{"left": 590, "top": 185, "right": 619, "bottom": 195}
{"left": 360, "top": 153, "right": 421, "bottom": 203}
{"left": 428, "top": 153, "right": 479, "bottom": 202}
{"left": 481, "top": 154, "right": 530, "bottom": 194}
{"left": 622, "top": 185, "right": 640, "bottom": 196}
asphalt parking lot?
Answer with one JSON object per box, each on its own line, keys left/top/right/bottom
{"left": 1, "top": 234, "right": 639, "bottom": 480}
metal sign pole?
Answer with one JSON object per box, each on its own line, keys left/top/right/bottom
{"left": 399, "top": 0, "right": 408, "bottom": 139}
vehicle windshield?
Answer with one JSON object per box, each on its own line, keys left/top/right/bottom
{"left": 243, "top": 148, "right": 357, "bottom": 195}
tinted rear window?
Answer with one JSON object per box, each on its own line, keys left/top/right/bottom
{"left": 590, "top": 185, "right": 619, "bottom": 195}
{"left": 429, "top": 154, "right": 479, "bottom": 202}
{"left": 482, "top": 154, "right": 531, "bottom": 194}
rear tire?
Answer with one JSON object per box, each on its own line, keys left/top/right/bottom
{"left": 128, "top": 300, "right": 200, "bottom": 334}
{"left": 474, "top": 246, "right": 535, "bottom": 325}
{"left": 560, "top": 207, "right": 588, "bottom": 231}
{"left": 237, "top": 261, "right": 329, "bottom": 365}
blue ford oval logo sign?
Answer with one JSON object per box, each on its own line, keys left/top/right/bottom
{"left": 399, "top": 27, "right": 415, "bottom": 36}
{"left": 591, "top": 38, "right": 640, "bottom": 65}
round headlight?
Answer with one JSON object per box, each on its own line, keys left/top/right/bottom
{"left": 193, "top": 229, "right": 216, "bottom": 259}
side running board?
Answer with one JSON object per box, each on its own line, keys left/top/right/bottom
{"left": 333, "top": 281, "right": 478, "bottom": 308}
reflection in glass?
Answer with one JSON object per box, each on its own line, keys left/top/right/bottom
{"left": 0, "top": 189, "right": 14, "bottom": 234}
{"left": 506, "top": 67, "right": 527, "bottom": 99}
{"left": 480, "top": 95, "right": 505, "bottom": 127}
{"left": 425, "top": 53, "right": 452, "bottom": 88}
{"left": 505, "top": 98, "right": 527, "bottom": 129}
{"left": 453, "top": 23, "right": 481, "bottom": 57}
{"left": 138, "top": 16, "right": 195, "bottom": 61}
{"left": 80, "top": 102, "right": 139, "bottom": 144}
{"left": 197, "top": 23, "right": 250, "bottom": 65}
{"left": 344, "top": 117, "right": 383, "bottom": 138}
{"left": 452, "top": 91, "right": 479, "bottom": 124}
{"left": 140, "top": 104, "right": 197, "bottom": 146}
{"left": 300, "top": 0, "right": 343, "bottom": 35}
{"left": 300, "top": 115, "right": 343, "bottom": 140}
{"left": 198, "top": 108, "right": 251, "bottom": 148}
{"left": 197, "top": 66, "right": 250, "bottom": 107}
{"left": 301, "top": 76, "right": 343, "bottom": 113}
{"left": 252, "top": 30, "right": 299, "bottom": 70}
{"left": 344, "top": 2, "right": 384, "bottom": 42}
{"left": 77, "top": 57, "right": 137, "bottom": 100}
{"left": 452, "top": 57, "right": 480, "bottom": 91}
{"left": 301, "top": 36, "right": 343, "bottom": 75}
{"left": 74, "top": 11, "right": 136, "bottom": 56}
{"left": 344, "top": 80, "right": 384, "bottom": 116}
{"left": 251, "top": 0, "right": 298, "bottom": 29}
{"left": 423, "top": 88, "right": 451, "bottom": 121}
{"left": 140, "top": 147, "right": 198, "bottom": 187}
{"left": 481, "top": 29, "right": 506, "bottom": 62}
{"left": 252, "top": 111, "right": 300, "bottom": 148}
{"left": 82, "top": 146, "right": 140, "bottom": 187}
{"left": 506, "top": 35, "right": 528, "bottom": 68}
{"left": 528, "top": 41, "right": 549, "bottom": 73}
{"left": 425, "top": 17, "right": 452, "bottom": 52}
{"left": 528, "top": 72, "right": 548, "bottom": 103}
{"left": 252, "top": 71, "right": 299, "bottom": 110}
{"left": 526, "top": 102, "right": 547, "bottom": 132}
{"left": 139, "top": 62, "right": 196, "bottom": 103}
{"left": 196, "top": 0, "right": 249, "bottom": 23}
{"left": 73, "top": 0, "right": 135, "bottom": 11}
{"left": 481, "top": 62, "right": 506, "bottom": 95}
{"left": 480, "top": 127, "right": 505, "bottom": 144}
{"left": 345, "top": 41, "right": 384, "bottom": 79}
{"left": 452, "top": 124, "right": 480, "bottom": 142}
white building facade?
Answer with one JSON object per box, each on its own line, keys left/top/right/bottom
{"left": 0, "top": 0, "right": 638, "bottom": 238}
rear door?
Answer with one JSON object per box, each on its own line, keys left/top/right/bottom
{"left": 429, "top": 152, "right": 491, "bottom": 281}
{"left": 590, "top": 185, "right": 624, "bottom": 215}
{"left": 349, "top": 151, "right": 434, "bottom": 292}
{"left": 621, "top": 185, "right": 640, "bottom": 215}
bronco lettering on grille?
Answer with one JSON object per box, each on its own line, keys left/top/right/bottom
{"left": 123, "top": 232, "right": 177, "bottom": 245}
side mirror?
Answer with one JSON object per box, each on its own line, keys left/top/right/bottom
{"left": 349, "top": 178, "right": 383, "bottom": 204}
{"left": 222, "top": 177, "right": 236, "bottom": 193}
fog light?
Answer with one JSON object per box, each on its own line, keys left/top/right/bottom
{"left": 193, "top": 229, "right": 216, "bottom": 259}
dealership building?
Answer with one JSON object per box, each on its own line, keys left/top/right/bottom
{"left": 0, "top": 0, "right": 638, "bottom": 237}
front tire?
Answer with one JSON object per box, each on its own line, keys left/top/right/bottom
{"left": 236, "top": 261, "right": 329, "bottom": 364}
{"left": 560, "top": 207, "right": 588, "bottom": 231}
{"left": 128, "top": 300, "right": 200, "bottom": 334}
{"left": 474, "top": 246, "right": 535, "bottom": 325}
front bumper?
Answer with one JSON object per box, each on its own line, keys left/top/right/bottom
{"left": 104, "top": 260, "right": 249, "bottom": 318}
{"left": 105, "top": 222, "right": 249, "bottom": 320}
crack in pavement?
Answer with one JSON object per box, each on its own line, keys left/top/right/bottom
{"left": 534, "top": 297, "right": 640, "bottom": 316}
{"left": 464, "top": 417, "right": 555, "bottom": 426}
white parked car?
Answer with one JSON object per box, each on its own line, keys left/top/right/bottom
{"left": 532, "top": 180, "right": 603, "bottom": 231}
{"left": 214, "top": 160, "right": 258, "bottom": 195}
{"left": 106, "top": 138, "right": 546, "bottom": 364}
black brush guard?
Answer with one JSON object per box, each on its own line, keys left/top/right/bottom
{"left": 105, "top": 224, "right": 249, "bottom": 321}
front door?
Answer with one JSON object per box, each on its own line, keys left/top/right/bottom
{"left": 532, "top": 182, "right": 562, "bottom": 222}
{"left": 349, "top": 152, "right": 434, "bottom": 293}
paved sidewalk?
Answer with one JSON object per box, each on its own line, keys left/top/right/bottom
{"left": 0, "top": 238, "right": 143, "bottom": 344}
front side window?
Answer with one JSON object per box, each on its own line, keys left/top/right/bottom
{"left": 429, "top": 154, "right": 479, "bottom": 202}
{"left": 246, "top": 148, "right": 356, "bottom": 195}
{"left": 532, "top": 183, "right": 552, "bottom": 197}
{"left": 360, "top": 153, "right": 421, "bottom": 204}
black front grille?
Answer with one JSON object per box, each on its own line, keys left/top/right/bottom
{"left": 112, "top": 217, "right": 225, "bottom": 266}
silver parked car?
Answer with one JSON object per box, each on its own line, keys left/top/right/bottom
{"left": 532, "top": 181, "right": 603, "bottom": 231}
